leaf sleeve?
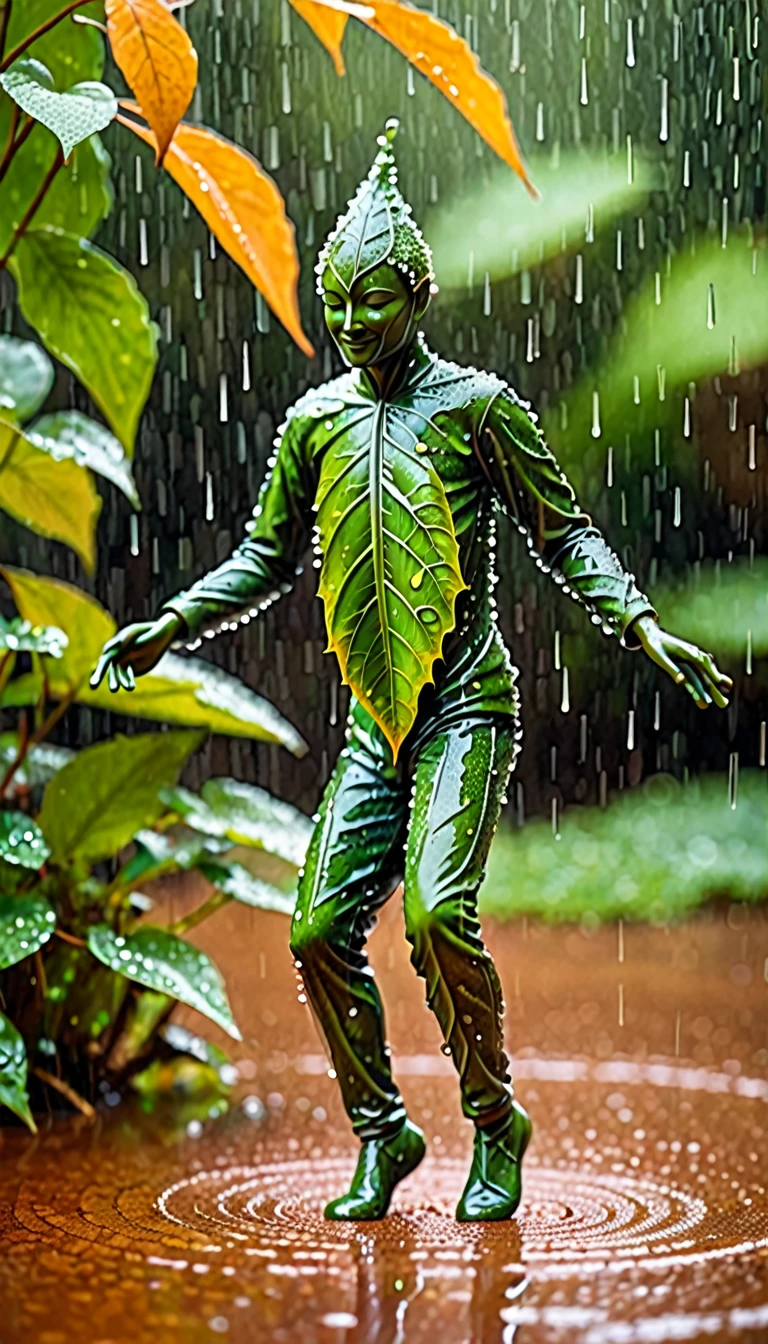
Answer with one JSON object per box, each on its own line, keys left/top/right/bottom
{"left": 162, "top": 409, "right": 316, "bottom": 642}
{"left": 479, "top": 390, "right": 656, "bottom": 647}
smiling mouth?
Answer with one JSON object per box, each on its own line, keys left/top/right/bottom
{"left": 341, "top": 335, "right": 376, "bottom": 349}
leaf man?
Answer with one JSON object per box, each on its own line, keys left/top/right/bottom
{"left": 93, "top": 121, "right": 731, "bottom": 1223}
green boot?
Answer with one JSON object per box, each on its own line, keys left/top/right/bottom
{"left": 455, "top": 1101, "right": 531, "bottom": 1223}
{"left": 325, "top": 1119, "right": 426, "bottom": 1221}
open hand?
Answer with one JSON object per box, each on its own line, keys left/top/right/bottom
{"left": 90, "top": 610, "right": 183, "bottom": 693}
{"left": 632, "top": 615, "right": 732, "bottom": 709}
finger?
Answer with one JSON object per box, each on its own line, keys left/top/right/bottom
{"left": 108, "top": 662, "right": 120, "bottom": 694}
{"left": 100, "top": 626, "right": 140, "bottom": 655}
{"left": 90, "top": 652, "right": 112, "bottom": 689}
{"left": 700, "top": 653, "right": 733, "bottom": 690}
{"left": 117, "top": 663, "right": 134, "bottom": 692}
{"left": 648, "top": 645, "right": 684, "bottom": 685}
{"left": 678, "top": 663, "right": 712, "bottom": 707}
{"left": 691, "top": 657, "right": 731, "bottom": 706}
{"left": 122, "top": 663, "right": 136, "bottom": 692}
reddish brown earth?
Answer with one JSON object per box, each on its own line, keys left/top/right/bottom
{"left": 1, "top": 893, "right": 767, "bottom": 1344}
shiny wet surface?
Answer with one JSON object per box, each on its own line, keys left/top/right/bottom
{"left": 1, "top": 891, "right": 767, "bottom": 1343}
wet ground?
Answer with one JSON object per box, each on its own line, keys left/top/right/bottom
{"left": 1, "top": 892, "right": 767, "bottom": 1344}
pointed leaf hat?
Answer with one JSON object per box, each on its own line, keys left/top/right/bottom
{"left": 316, "top": 118, "right": 434, "bottom": 293}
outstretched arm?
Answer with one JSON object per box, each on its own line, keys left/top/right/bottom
{"left": 479, "top": 391, "right": 731, "bottom": 709}
{"left": 91, "top": 410, "right": 317, "bottom": 690}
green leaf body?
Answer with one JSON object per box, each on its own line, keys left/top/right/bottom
{"left": 87, "top": 924, "right": 241, "bottom": 1040}
{"left": 0, "top": 813, "right": 51, "bottom": 870}
{"left": 38, "top": 730, "right": 204, "bottom": 865}
{"left": 0, "top": 891, "right": 56, "bottom": 968}
{"left": 0, "top": 416, "right": 101, "bottom": 569}
{"left": 197, "top": 857, "right": 296, "bottom": 915}
{"left": 0, "top": 59, "right": 117, "bottom": 161}
{"left": 0, "top": 1009, "right": 36, "bottom": 1132}
{"left": 1, "top": 567, "right": 112, "bottom": 689}
{"left": 0, "top": 4, "right": 111, "bottom": 252}
{"left": 9, "top": 229, "right": 157, "bottom": 454}
{"left": 0, "top": 336, "right": 54, "bottom": 423}
{"left": 316, "top": 398, "right": 467, "bottom": 758}
{"left": 162, "top": 777, "right": 312, "bottom": 869}
{"left": 2, "top": 569, "right": 304, "bottom": 749}
{"left": 81, "top": 654, "right": 308, "bottom": 750}
{"left": 0, "top": 131, "right": 112, "bottom": 256}
{"left": 27, "top": 410, "right": 140, "bottom": 508}
{"left": 116, "top": 827, "right": 228, "bottom": 889}
{"left": 3, "top": 1, "right": 106, "bottom": 87}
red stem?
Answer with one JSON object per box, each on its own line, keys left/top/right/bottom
{"left": 0, "top": 114, "right": 34, "bottom": 190}
{"left": 0, "top": 146, "right": 64, "bottom": 270}
{"left": 0, "top": 0, "right": 93, "bottom": 72}
{"left": 0, "top": 1, "right": 12, "bottom": 60}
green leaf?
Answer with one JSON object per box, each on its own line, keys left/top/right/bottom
{"left": 87, "top": 924, "right": 241, "bottom": 1040}
{"left": 316, "top": 404, "right": 467, "bottom": 758}
{"left": 27, "top": 410, "right": 140, "bottom": 508}
{"left": 0, "top": 5, "right": 109, "bottom": 250}
{"left": 9, "top": 229, "right": 157, "bottom": 454}
{"left": 0, "top": 417, "right": 101, "bottom": 569}
{"left": 0, "top": 614, "right": 67, "bottom": 656}
{"left": 163, "top": 777, "right": 312, "bottom": 869}
{"left": 0, "top": 336, "right": 54, "bottom": 423}
{"left": 116, "top": 827, "right": 227, "bottom": 889}
{"left": 3, "top": 1, "right": 106, "bottom": 87}
{"left": 0, "top": 891, "right": 56, "bottom": 968}
{"left": 550, "top": 230, "right": 768, "bottom": 478}
{"left": 81, "top": 653, "right": 308, "bottom": 750}
{"left": 38, "top": 730, "right": 204, "bottom": 865}
{"left": 0, "top": 1009, "right": 36, "bottom": 1132}
{"left": 0, "top": 733, "right": 74, "bottom": 798}
{"left": 2, "top": 566, "right": 114, "bottom": 689}
{"left": 428, "top": 153, "right": 651, "bottom": 289}
{"left": 0, "top": 813, "right": 51, "bottom": 869}
{"left": 197, "top": 857, "right": 296, "bottom": 915}
{"left": 0, "top": 129, "right": 112, "bottom": 255}
{"left": 1, "top": 569, "right": 306, "bottom": 750}
{"left": 0, "top": 60, "right": 117, "bottom": 160}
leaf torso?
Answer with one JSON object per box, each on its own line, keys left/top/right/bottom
{"left": 308, "top": 352, "right": 502, "bottom": 757}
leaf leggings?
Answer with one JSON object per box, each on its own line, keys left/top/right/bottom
{"left": 290, "top": 699, "right": 520, "bottom": 1141}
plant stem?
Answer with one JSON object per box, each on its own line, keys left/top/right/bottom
{"left": 53, "top": 928, "right": 87, "bottom": 948}
{"left": 0, "top": 99, "right": 19, "bottom": 170}
{"left": 0, "top": 115, "right": 34, "bottom": 192}
{"left": 34, "top": 948, "right": 48, "bottom": 996}
{"left": 30, "top": 686, "right": 76, "bottom": 745}
{"left": 0, "top": 0, "right": 12, "bottom": 60}
{"left": 0, "top": 424, "right": 20, "bottom": 475}
{"left": 0, "top": 709, "right": 27, "bottom": 799}
{"left": 0, "top": 687, "right": 75, "bottom": 800}
{"left": 0, "top": 146, "right": 64, "bottom": 270}
{"left": 32, "top": 1066, "right": 96, "bottom": 1119}
{"left": 168, "top": 889, "right": 232, "bottom": 936}
{"left": 0, "top": 649, "right": 15, "bottom": 700}
{"left": 0, "top": 0, "right": 93, "bottom": 71}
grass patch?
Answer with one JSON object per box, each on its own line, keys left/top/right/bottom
{"left": 481, "top": 772, "right": 768, "bottom": 925}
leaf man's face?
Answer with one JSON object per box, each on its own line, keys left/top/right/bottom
{"left": 321, "top": 263, "right": 425, "bottom": 367}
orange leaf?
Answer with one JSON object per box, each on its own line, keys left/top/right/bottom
{"left": 106, "top": 0, "right": 198, "bottom": 165}
{"left": 361, "top": 0, "right": 536, "bottom": 196}
{"left": 289, "top": 0, "right": 351, "bottom": 76}
{"left": 120, "top": 112, "right": 314, "bottom": 357}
